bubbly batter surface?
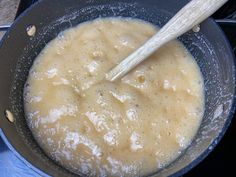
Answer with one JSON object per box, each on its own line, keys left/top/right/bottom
{"left": 24, "top": 18, "right": 204, "bottom": 176}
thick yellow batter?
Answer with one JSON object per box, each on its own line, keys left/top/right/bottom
{"left": 24, "top": 18, "right": 204, "bottom": 176}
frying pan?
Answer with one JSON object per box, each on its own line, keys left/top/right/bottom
{"left": 0, "top": 0, "right": 235, "bottom": 176}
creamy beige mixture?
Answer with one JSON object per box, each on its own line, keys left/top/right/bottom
{"left": 24, "top": 18, "right": 204, "bottom": 176}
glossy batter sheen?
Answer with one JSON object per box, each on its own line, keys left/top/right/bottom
{"left": 24, "top": 18, "right": 204, "bottom": 176}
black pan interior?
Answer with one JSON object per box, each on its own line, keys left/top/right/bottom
{"left": 0, "top": 0, "right": 235, "bottom": 177}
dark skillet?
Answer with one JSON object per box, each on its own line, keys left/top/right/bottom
{"left": 0, "top": 0, "right": 235, "bottom": 176}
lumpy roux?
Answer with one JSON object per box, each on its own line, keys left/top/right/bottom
{"left": 24, "top": 18, "right": 204, "bottom": 176}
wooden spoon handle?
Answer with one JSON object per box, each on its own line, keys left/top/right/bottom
{"left": 106, "top": 0, "right": 228, "bottom": 81}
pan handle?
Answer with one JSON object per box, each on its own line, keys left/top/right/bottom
{"left": 0, "top": 24, "right": 11, "bottom": 31}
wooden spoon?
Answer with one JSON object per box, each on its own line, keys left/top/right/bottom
{"left": 106, "top": 0, "right": 228, "bottom": 81}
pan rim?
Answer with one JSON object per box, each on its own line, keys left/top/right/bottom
{"left": 0, "top": 0, "right": 236, "bottom": 177}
